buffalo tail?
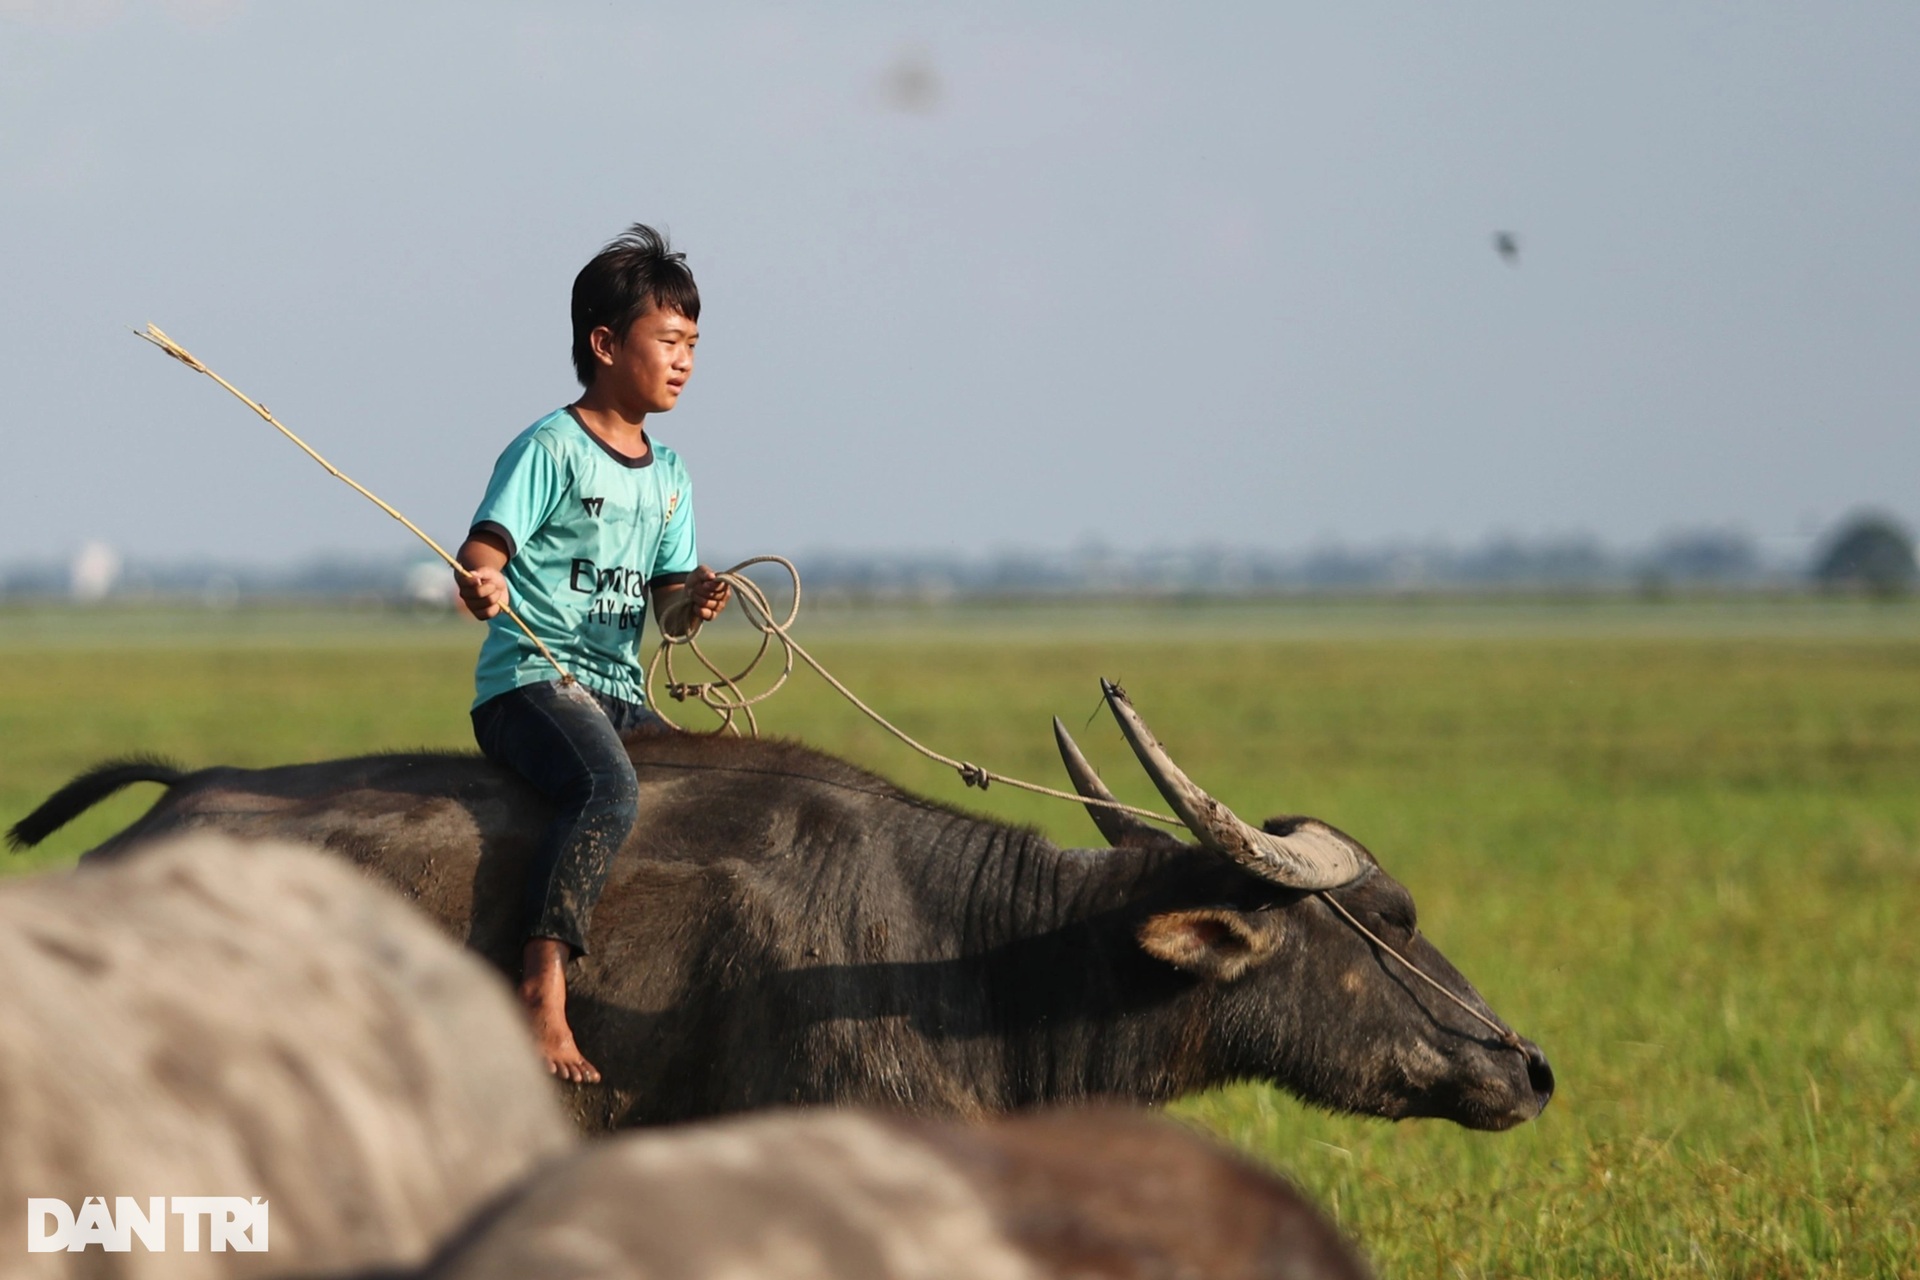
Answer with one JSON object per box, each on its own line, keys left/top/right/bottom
{"left": 6, "top": 757, "right": 187, "bottom": 850}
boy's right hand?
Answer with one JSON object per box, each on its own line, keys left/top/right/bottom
{"left": 457, "top": 565, "right": 510, "bottom": 620}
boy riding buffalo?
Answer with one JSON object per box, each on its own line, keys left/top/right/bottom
{"left": 456, "top": 225, "right": 730, "bottom": 1082}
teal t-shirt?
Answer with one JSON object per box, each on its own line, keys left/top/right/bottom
{"left": 469, "top": 407, "right": 698, "bottom": 708}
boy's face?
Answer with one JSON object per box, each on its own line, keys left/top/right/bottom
{"left": 589, "top": 304, "right": 697, "bottom": 414}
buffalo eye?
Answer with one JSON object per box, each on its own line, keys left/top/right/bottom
{"left": 1377, "top": 903, "right": 1416, "bottom": 937}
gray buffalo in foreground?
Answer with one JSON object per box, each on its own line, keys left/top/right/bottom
{"left": 0, "top": 834, "right": 574, "bottom": 1278}
{"left": 10, "top": 687, "right": 1553, "bottom": 1134}
{"left": 384, "top": 1107, "right": 1371, "bottom": 1280}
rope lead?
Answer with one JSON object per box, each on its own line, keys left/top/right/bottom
{"left": 646, "top": 556, "right": 1179, "bottom": 826}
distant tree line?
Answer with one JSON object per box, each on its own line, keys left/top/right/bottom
{"left": 1811, "top": 513, "right": 1917, "bottom": 597}
{"left": 2, "top": 514, "right": 1912, "bottom": 603}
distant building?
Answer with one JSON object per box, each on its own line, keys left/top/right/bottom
{"left": 406, "top": 561, "right": 458, "bottom": 608}
{"left": 69, "top": 542, "right": 121, "bottom": 602}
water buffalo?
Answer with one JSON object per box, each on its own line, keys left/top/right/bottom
{"left": 9, "top": 686, "right": 1553, "bottom": 1134}
{"left": 392, "top": 1107, "right": 1371, "bottom": 1280}
{"left": 0, "top": 833, "right": 574, "bottom": 1278}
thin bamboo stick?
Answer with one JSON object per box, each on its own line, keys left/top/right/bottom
{"left": 135, "top": 324, "right": 574, "bottom": 684}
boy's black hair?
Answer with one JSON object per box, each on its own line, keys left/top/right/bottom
{"left": 570, "top": 224, "right": 701, "bottom": 386}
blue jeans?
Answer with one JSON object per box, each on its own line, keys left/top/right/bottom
{"left": 471, "top": 680, "right": 665, "bottom": 956}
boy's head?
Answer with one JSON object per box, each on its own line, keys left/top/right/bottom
{"left": 570, "top": 224, "right": 701, "bottom": 388}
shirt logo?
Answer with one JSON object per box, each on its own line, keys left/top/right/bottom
{"left": 664, "top": 492, "right": 680, "bottom": 524}
{"left": 581, "top": 497, "right": 605, "bottom": 518}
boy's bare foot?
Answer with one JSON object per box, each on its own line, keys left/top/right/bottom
{"left": 520, "top": 938, "right": 601, "bottom": 1084}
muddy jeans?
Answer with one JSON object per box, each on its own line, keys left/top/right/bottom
{"left": 471, "top": 679, "right": 663, "bottom": 957}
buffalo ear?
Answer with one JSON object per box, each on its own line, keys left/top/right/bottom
{"left": 1137, "top": 909, "right": 1279, "bottom": 982}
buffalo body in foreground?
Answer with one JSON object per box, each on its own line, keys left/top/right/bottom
{"left": 0, "top": 834, "right": 573, "bottom": 1278}
{"left": 11, "top": 691, "right": 1552, "bottom": 1133}
{"left": 397, "top": 1106, "right": 1371, "bottom": 1280}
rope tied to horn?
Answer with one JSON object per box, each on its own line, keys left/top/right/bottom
{"left": 646, "top": 556, "right": 1170, "bottom": 817}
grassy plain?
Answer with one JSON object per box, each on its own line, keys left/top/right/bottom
{"left": 3, "top": 597, "right": 1916, "bottom": 1278}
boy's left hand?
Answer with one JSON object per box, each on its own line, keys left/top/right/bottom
{"left": 687, "top": 565, "right": 732, "bottom": 622}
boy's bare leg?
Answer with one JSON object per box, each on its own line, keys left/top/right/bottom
{"left": 520, "top": 937, "right": 601, "bottom": 1084}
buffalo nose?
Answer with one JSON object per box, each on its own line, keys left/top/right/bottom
{"left": 1523, "top": 1043, "right": 1555, "bottom": 1109}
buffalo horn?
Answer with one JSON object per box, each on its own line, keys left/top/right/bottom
{"left": 1099, "top": 680, "right": 1365, "bottom": 890}
{"left": 1052, "top": 717, "right": 1176, "bottom": 849}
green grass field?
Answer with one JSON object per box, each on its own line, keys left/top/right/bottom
{"left": 3, "top": 598, "right": 1916, "bottom": 1278}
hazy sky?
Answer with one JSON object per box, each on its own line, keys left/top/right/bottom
{"left": 3, "top": 1, "right": 1916, "bottom": 567}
